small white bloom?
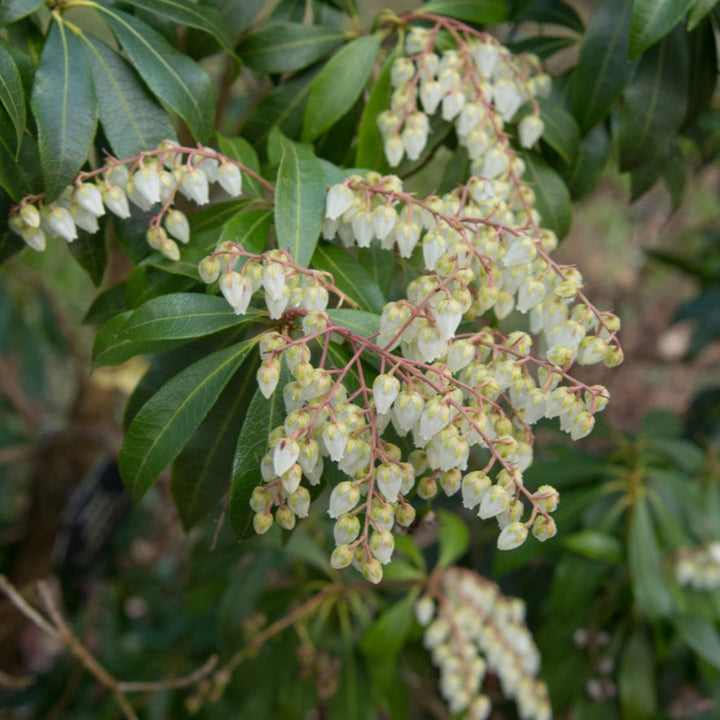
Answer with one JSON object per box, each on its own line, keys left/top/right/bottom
{"left": 180, "top": 167, "right": 210, "bottom": 205}
{"left": 219, "top": 271, "right": 253, "bottom": 314}
{"left": 102, "top": 185, "right": 131, "bottom": 219}
{"left": 74, "top": 183, "right": 105, "bottom": 217}
{"left": 21, "top": 226, "right": 46, "bottom": 251}
{"left": 325, "top": 184, "right": 354, "bottom": 220}
{"left": 384, "top": 136, "right": 404, "bottom": 167}
{"left": 43, "top": 204, "right": 77, "bottom": 242}
{"left": 497, "top": 521, "right": 529, "bottom": 550}
{"left": 164, "top": 209, "right": 190, "bottom": 244}
{"left": 518, "top": 115, "right": 544, "bottom": 148}
{"left": 132, "top": 166, "right": 162, "bottom": 206}
{"left": 328, "top": 481, "right": 360, "bottom": 518}
{"left": 217, "top": 162, "right": 243, "bottom": 196}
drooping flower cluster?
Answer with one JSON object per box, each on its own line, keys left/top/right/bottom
{"left": 416, "top": 568, "right": 551, "bottom": 719}
{"left": 8, "top": 142, "right": 249, "bottom": 259}
{"left": 377, "top": 21, "right": 549, "bottom": 169}
{"left": 674, "top": 542, "right": 720, "bottom": 591}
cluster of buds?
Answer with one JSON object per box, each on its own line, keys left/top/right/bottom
{"left": 415, "top": 568, "right": 551, "bottom": 719}
{"left": 199, "top": 246, "right": 339, "bottom": 320}
{"left": 377, "top": 20, "right": 549, "bottom": 169}
{"left": 8, "top": 141, "right": 248, "bottom": 259}
{"left": 674, "top": 542, "right": 720, "bottom": 591}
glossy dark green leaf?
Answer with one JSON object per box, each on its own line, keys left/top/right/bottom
{"left": 274, "top": 134, "right": 326, "bottom": 267}
{"left": 0, "top": 105, "right": 40, "bottom": 201}
{"left": 436, "top": 509, "right": 470, "bottom": 569}
{"left": 219, "top": 208, "right": 273, "bottom": 253}
{"left": 538, "top": 97, "right": 580, "bottom": 166}
{"left": 31, "top": 20, "right": 97, "bottom": 201}
{"left": 618, "top": 628, "right": 657, "bottom": 719}
{"left": 115, "top": 0, "right": 233, "bottom": 50}
{"left": 676, "top": 616, "right": 720, "bottom": 670}
{"left": 507, "top": 35, "right": 577, "bottom": 60}
{"left": 229, "top": 379, "right": 288, "bottom": 540}
{"left": 216, "top": 135, "right": 264, "bottom": 198}
{"left": 83, "top": 35, "right": 176, "bottom": 159}
{"left": 421, "top": 0, "right": 508, "bottom": 24}
{"left": 242, "top": 68, "right": 319, "bottom": 148}
{"left": 688, "top": 0, "right": 719, "bottom": 30}
{"left": 83, "top": 282, "right": 127, "bottom": 325}
{"left": 190, "top": 198, "right": 252, "bottom": 236}
{"left": 521, "top": 152, "right": 572, "bottom": 237}
{"left": 203, "top": 0, "right": 265, "bottom": 38}
{"left": 570, "top": 0, "right": 634, "bottom": 135}
{"left": 92, "top": 310, "right": 186, "bottom": 367}
{"left": 675, "top": 288, "right": 720, "bottom": 357}
{"left": 98, "top": 6, "right": 215, "bottom": 141}
{"left": 356, "top": 47, "right": 397, "bottom": 172}
{"left": 311, "top": 243, "right": 386, "bottom": 312}
{"left": 684, "top": 18, "right": 718, "bottom": 128}
{"left": 0, "top": 188, "right": 23, "bottom": 263}
{"left": 124, "top": 264, "right": 196, "bottom": 308}
{"left": 360, "top": 591, "right": 418, "bottom": 660}
{"left": 562, "top": 530, "right": 623, "bottom": 563}
{"left": 326, "top": 309, "right": 380, "bottom": 337}
{"left": 619, "top": 27, "right": 688, "bottom": 172}
{"left": 0, "top": 38, "right": 25, "bottom": 156}
{"left": 629, "top": 0, "right": 694, "bottom": 58}
{"left": 238, "top": 22, "right": 344, "bottom": 73}
{"left": 68, "top": 224, "right": 108, "bottom": 287}
{"left": 171, "top": 353, "right": 259, "bottom": 529}
{"left": 629, "top": 152, "right": 665, "bottom": 202}
{"left": 119, "top": 338, "right": 257, "bottom": 500}
{"left": 120, "top": 293, "right": 261, "bottom": 343}
{"left": 302, "top": 34, "right": 381, "bottom": 142}
{"left": 513, "top": 0, "right": 584, "bottom": 32}
{"left": 628, "top": 496, "right": 674, "bottom": 618}
{"left": 0, "top": 0, "right": 42, "bottom": 25}
{"left": 358, "top": 244, "right": 394, "bottom": 297}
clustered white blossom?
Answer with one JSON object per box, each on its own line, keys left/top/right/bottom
{"left": 415, "top": 568, "right": 551, "bottom": 719}
{"left": 674, "top": 542, "right": 720, "bottom": 591}
{"left": 377, "top": 25, "right": 549, "bottom": 170}
{"left": 8, "top": 141, "right": 245, "bottom": 259}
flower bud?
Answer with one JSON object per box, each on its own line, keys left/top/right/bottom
{"left": 75, "top": 183, "right": 105, "bottom": 217}
{"left": 395, "top": 502, "right": 416, "bottom": 527}
{"left": 288, "top": 487, "right": 310, "bottom": 518}
{"left": 164, "top": 209, "right": 190, "bottom": 244}
{"left": 273, "top": 437, "right": 300, "bottom": 477}
{"left": 250, "top": 486, "right": 272, "bottom": 512}
{"left": 328, "top": 481, "right": 360, "bottom": 518}
{"left": 369, "top": 528, "right": 395, "bottom": 565}
{"left": 276, "top": 505, "right": 296, "bottom": 530}
{"left": 102, "top": 185, "right": 131, "bottom": 219}
{"left": 198, "top": 256, "right": 221, "bottom": 284}
{"left": 362, "top": 558, "right": 383, "bottom": 584}
{"left": 334, "top": 514, "right": 361, "bottom": 545}
{"left": 217, "top": 162, "right": 242, "bottom": 196}
{"left": 518, "top": 115, "right": 544, "bottom": 148}
{"left": 497, "top": 521, "right": 528, "bottom": 550}
{"left": 257, "top": 360, "right": 280, "bottom": 398}
{"left": 330, "top": 544, "right": 355, "bottom": 569}
{"left": 180, "top": 167, "right": 209, "bottom": 205}
{"left": 44, "top": 204, "right": 77, "bottom": 242}
{"left": 253, "top": 511, "right": 273, "bottom": 535}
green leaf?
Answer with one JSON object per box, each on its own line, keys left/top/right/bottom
{"left": 688, "top": 0, "right": 719, "bottom": 30}
{"left": 538, "top": 97, "right": 580, "bottom": 166}
{"left": 662, "top": 141, "right": 686, "bottom": 212}
{"left": 242, "top": 68, "right": 319, "bottom": 149}
{"left": 92, "top": 310, "right": 185, "bottom": 367}
{"left": 68, "top": 224, "right": 108, "bottom": 286}
{"left": 83, "top": 282, "right": 127, "bottom": 325}
{"left": 311, "top": 243, "right": 386, "bottom": 312}
{"left": 0, "top": 38, "right": 25, "bottom": 156}
{"left": 190, "top": 198, "right": 251, "bottom": 236}
{"left": 216, "top": 135, "right": 264, "bottom": 199}
{"left": 203, "top": 0, "right": 265, "bottom": 38}
{"left": 119, "top": 293, "right": 261, "bottom": 343}
{"left": 83, "top": 35, "right": 176, "bottom": 159}
{"left": 31, "top": 20, "right": 97, "bottom": 201}
{"left": 628, "top": 496, "right": 674, "bottom": 618}
{"left": 356, "top": 46, "right": 397, "bottom": 171}
{"left": 274, "top": 134, "right": 326, "bottom": 267}
{"left": 513, "top": 0, "right": 584, "bottom": 32}
{"left": 562, "top": 530, "right": 623, "bottom": 563}
{"left": 618, "top": 27, "right": 688, "bottom": 172}
{"left": 618, "top": 628, "right": 657, "bottom": 720}
{"left": 421, "top": 0, "right": 508, "bottom": 24}
{"left": 561, "top": 123, "right": 609, "bottom": 199}
{"left": 358, "top": 244, "right": 394, "bottom": 297}
{"left": 98, "top": 6, "right": 215, "bottom": 141}
{"left": 629, "top": 0, "right": 694, "bottom": 58}
{"left": 676, "top": 616, "right": 720, "bottom": 670}
{"left": 360, "top": 591, "right": 418, "bottom": 660}
{"left": 171, "top": 352, "right": 259, "bottom": 529}
{"left": 238, "top": 22, "right": 344, "bottom": 74}
{"left": 0, "top": 108, "right": 40, "bottom": 201}
{"left": 219, "top": 208, "right": 273, "bottom": 253}
{"left": 684, "top": 17, "right": 718, "bottom": 128}
{"left": 115, "top": 0, "right": 233, "bottom": 51}
{"left": 302, "top": 34, "right": 381, "bottom": 142}
{"left": 119, "top": 338, "right": 257, "bottom": 500}
{"left": 521, "top": 152, "right": 572, "bottom": 237}
{"left": 507, "top": 35, "right": 577, "bottom": 60}
{"left": 326, "top": 309, "right": 380, "bottom": 337}
{"left": 436, "top": 509, "right": 470, "bottom": 569}
{"left": 570, "top": 0, "right": 635, "bottom": 135}
{"left": 0, "top": 0, "right": 43, "bottom": 25}
{"left": 229, "top": 381, "right": 288, "bottom": 540}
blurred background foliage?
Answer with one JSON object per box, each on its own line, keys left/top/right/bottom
{"left": 1, "top": 0, "right": 720, "bottom": 718}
